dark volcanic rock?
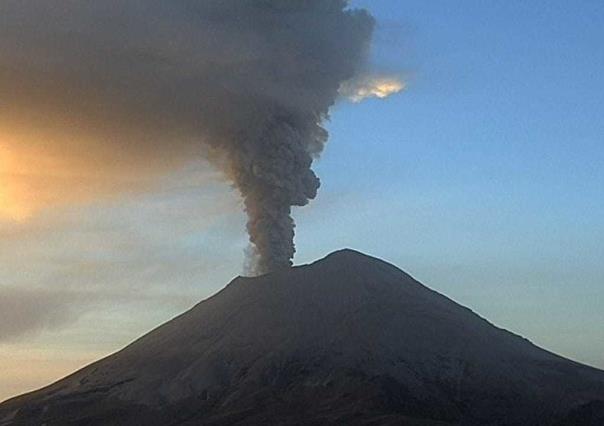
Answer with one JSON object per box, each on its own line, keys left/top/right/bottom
{"left": 1, "top": 249, "right": 603, "bottom": 425}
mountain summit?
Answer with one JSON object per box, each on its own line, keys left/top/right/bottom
{"left": 1, "top": 249, "right": 603, "bottom": 425}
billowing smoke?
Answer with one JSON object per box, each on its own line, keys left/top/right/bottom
{"left": 0, "top": 1, "right": 374, "bottom": 274}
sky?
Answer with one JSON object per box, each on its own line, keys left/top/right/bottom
{"left": 1, "top": 0, "right": 603, "bottom": 402}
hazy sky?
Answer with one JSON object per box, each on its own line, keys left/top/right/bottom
{"left": 1, "top": 0, "right": 603, "bottom": 402}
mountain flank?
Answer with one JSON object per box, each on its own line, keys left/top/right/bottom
{"left": 1, "top": 249, "right": 603, "bottom": 425}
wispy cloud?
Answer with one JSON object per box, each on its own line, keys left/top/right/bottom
{"left": 339, "top": 74, "right": 405, "bottom": 103}
{"left": 0, "top": 170, "right": 245, "bottom": 342}
{"left": 0, "top": 287, "right": 89, "bottom": 341}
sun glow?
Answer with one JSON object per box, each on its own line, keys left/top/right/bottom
{"left": 0, "top": 128, "right": 182, "bottom": 223}
{"left": 0, "top": 143, "right": 32, "bottom": 222}
{"left": 0, "top": 134, "right": 80, "bottom": 222}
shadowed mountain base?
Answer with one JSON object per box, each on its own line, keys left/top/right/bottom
{"left": 1, "top": 249, "right": 603, "bottom": 425}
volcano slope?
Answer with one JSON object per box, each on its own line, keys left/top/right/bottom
{"left": 1, "top": 249, "right": 603, "bottom": 425}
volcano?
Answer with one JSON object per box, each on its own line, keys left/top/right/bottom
{"left": 1, "top": 249, "right": 603, "bottom": 425}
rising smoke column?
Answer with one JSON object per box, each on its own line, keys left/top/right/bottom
{"left": 0, "top": 0, "right": 374, "bottom": 274}
{"left": 201, "top": 1, "right": 375, "bottom": 274}
{"left": 231, "top": 115, "right": 321, "bottom": 273}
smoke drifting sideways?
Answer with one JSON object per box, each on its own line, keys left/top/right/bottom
{"left": 0, "top": 0, "right": 374, "bottom": 275}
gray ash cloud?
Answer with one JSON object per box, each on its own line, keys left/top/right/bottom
{"left": 0, "top": 0, "right": 374, "bottom": 274}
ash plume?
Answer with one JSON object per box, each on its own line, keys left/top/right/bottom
{"left": 0, "top": 1, "right": 374, "bottom": 274}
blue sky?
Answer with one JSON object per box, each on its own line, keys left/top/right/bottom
{"left": 1, "top": 0, "right": 603, "bottom": 402}
{"left": 296, "top": 0, "right": 604, "bottom": 366}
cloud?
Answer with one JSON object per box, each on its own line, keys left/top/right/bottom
{"left": 339, "top": 74, "right": 405, "bottom": 102}
{"left": 0, "top": 287, "right": 88, "bottom": 341}
{"left": 0, "top": 170, "right": 245, "bottom": 342}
